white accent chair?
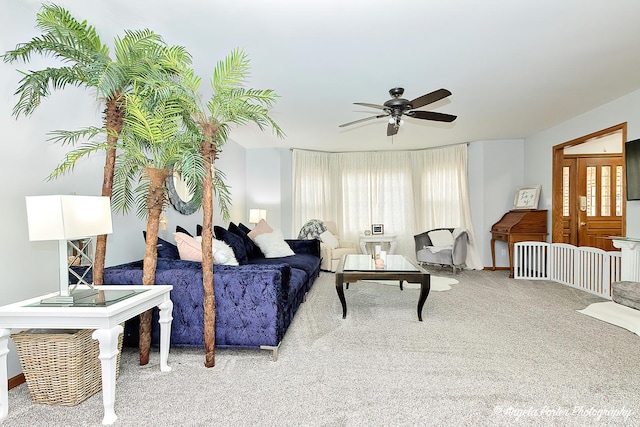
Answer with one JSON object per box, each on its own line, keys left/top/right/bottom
{"left": 414, "top": 227, "right": 469, "bottom": 273}
{"left": 319, "top": 221, "right": 358, "bottom": 272}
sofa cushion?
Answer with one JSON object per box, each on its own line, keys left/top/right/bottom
{"left": 229, "top": 222, "right": 263, "bottom": 259}
{"left": 428, "top": 229, "right": 454, "bottom": 247}
{"left": 254, "top": 230, "right": 295, "bottom": 258}
{"left": 176, "top": 225, "right": 193, "bottom": 237}
{"left": 174, "top": 232, "right": 202, "bottom": 262}
{"left": 248, "top": 219, "right": 273, "bottom": 240}
{"left": 248, "top": 253, "right": 319, "bottom": 285}
{"left": 319, "top": 230, "right": 339, "bottom": 249}
{"left": 214, "top": 226, "right": 249, "bottom": 265}
{"left": 143, "top": 231, "right": 180, "bottom": 260}
{"left": 174, "top": 232, "right": 235, "bottom": 265}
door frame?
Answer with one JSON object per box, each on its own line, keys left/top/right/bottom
{"left": 551, "top": 122, "right": 627, "bottom": 244}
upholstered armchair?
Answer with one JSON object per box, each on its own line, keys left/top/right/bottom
{"left": 319, "top": 221, "right": 359, "bottom": 272}
{"left": 414, "top": 227, "right": 469, "bottom": 273}
{"left": 298, "top": 219, "right": 358, "bottom": 272}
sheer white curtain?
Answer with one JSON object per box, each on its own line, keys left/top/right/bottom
{"left": 292, "top": 145, "right": 482, "bottom": 269}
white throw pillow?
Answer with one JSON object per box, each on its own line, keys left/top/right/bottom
{"left": 184, "top": 233, "right": 238, "bottom": 265}
{"left": 254, "top": 230, "right": 295, "bottom": 258}
{"left": 193, "top": 235, "right": 239, "bottom": 266}
{"left": 427, "top": 229, "right": 454, "bottom": 247}
{"left": 319, "top": 230, "right": 340, "bottom": 249}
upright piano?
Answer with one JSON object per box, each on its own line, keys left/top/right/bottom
{"left": 491, "top": 209, "right": 548, "bottom": 277}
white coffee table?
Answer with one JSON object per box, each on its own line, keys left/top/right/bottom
{"left": 0, "top": 285, "right": 173, "bottom": 425}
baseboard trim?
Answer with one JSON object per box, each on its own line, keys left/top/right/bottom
{"left": 484, "top": 267, "right": 510, "bottom": 271}
{"left": 9, "top": 373, "right": 25, "bottom": 390}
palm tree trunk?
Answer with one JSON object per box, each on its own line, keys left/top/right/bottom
{"left": 139, "top": 165, "right": 170, "bottom": 366}
{"left": 93, "top": 94, "right": 124, "bottom": 285}
{"left": 201, "top": 138, "right": 217, "bottom": 368}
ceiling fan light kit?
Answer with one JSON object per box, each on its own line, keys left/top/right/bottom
{"left": 339, "top": 87, "right": 457, "bottom": 136}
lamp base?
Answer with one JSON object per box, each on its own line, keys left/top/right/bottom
{"left": 40, "top": 289, "right": 100, "bottom": 305}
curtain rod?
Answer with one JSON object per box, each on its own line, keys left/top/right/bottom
{"left": 289, "top": 142, "right": 470, "bottom": 154}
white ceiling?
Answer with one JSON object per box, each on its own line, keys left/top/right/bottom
{"left": 7, "top": 0, "right": 640, "bottom": 152}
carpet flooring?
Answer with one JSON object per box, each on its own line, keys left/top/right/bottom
{"left": 4, "top": 269, "right": 640, "bottom": 426}
{"left": 365, "top": 275, "right": 459, "bottom": 291}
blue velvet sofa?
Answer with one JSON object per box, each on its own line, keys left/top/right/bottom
{"left": 103, "top": 235, "right": 320, "bottom": 360}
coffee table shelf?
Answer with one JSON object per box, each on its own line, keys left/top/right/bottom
{"left": 334, "top": 254, "right": 430, "bottom": 321}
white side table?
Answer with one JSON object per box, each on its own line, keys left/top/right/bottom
{"left": 0, "top": 285, "right": 173, "bottom": 426}
{"left": 359, "top": 234, "right": 397, "bottom": 255}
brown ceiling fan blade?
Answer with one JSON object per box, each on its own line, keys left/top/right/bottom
{"left": 408, "top": 110, "right": 457, "bottom": 123}
{"left": 339, "top": 114, "right": 387, "bottom": 128}
{"left": 387, "top": 123, "right": 398, "bottom": 136}
{"left": 409, "top": 88, "right": 452, "bottom": 109}
{"left": 354, "top": 102, "right": 386, "bottom": 110}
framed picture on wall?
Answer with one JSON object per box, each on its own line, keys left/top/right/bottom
{"left": 513, "top": 185, "right": 541, "bottom": 210}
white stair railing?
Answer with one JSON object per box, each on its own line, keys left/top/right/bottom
{"left": 513, "top": 242, "right": 621, "bottom": 299}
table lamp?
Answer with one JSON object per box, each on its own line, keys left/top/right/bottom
{"left": 25, "top": 195, "right": 113, "bottom": 304}
{"left": 249, "top": 208, "right": 267, "bottom": 224}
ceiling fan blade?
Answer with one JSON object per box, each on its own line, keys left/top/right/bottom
{"left": 339, "top": 114, "right": 387, "bottom": 128}
{"left": 409, "top": 88, "right": 452, "bottom": 109}
{"left": 387, "top": 123, "right": 398, "bottom": 136}
{"left": 407, "top": 110, "right": 457, "bottom": 123}
{"left": 354, "top": 102, "right": 386, "bottom": 110}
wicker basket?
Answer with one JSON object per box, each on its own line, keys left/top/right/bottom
{"left": 12, "top": 328, "right": 123, "bottom": 406}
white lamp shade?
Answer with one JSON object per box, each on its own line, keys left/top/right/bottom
{"left": 26, "top": 195, "right": 113, "bottom": 241}
{"left": 249, "top": 208, "right": 267, "bottom": 223}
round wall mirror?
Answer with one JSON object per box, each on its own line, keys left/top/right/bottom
{"left": 166, "top": 170, "right": 200, "bottom": 215}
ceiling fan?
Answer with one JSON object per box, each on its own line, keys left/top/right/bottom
{"left": 339, "top": 87, "right": 457, "bottom": 136}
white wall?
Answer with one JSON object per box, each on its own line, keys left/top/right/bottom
{"left": 468, "top": 140, "right": 525, "bottom": 267}
{"left": 524, "top": 88, "right": 640, "bottom": 238}
{"left": 246, "top": 147, "right": 293, "bottom": 237}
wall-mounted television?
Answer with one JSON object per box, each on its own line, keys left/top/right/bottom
{"left": 626, "top": 138, "right": 640, "bottom": 201}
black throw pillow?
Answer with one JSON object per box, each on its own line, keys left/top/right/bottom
{"left": 142, "top": 231, "right": 180, "bottom": 260}
{"left": 214, "top": 226, "right": 249, "bottom": 265}
{"left": 229, "top": 222, "right": 263, "bottom": 259}
{"left": 176, "top": 225, "right": 193, "bottom": 237}
{"left": 196, "top": 224, "right": 203, "bottom": 236}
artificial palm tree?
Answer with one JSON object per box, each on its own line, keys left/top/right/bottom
{"left": 2, "top": 4, "right": 191, "bottom": 284}
{"left": 191, "top": 48, "right": 284, "bottom": 367}
{"left": 111, "top": 78, "right": 203, "bottom": 365}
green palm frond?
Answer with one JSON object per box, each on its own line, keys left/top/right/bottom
{"left": 47, "top": 126, "right": 103, "bottom": 146}
{"left": 112, "top": 154, "right": 144, "bottom": 214}
{"left": 114, "top": 76, "right": 202, "bottom": 216}
{"left": 3, "top": 4, "right": 108, "bottom": 66}
{"left": 211, "top": 48, "right": 250, "bottom": 92}
{"left": 213, "top": 167, "right": 232, "bottom": 223}
{"left": 134, "top": 180, "right": 153, "bottom": 218}
{"left": 204, "top": 49, "right": 285, "bottom": 143}
{"left": 36, "top": 4, "right": 106, "bottom": 55}
{"left": 11, "top": 66, "right": 85, "bottom": 116}
{"left": 47, "top": 141, "right": 108, "bottom": 180}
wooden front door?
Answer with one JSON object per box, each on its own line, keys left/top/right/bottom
{"left": 577, "top": 156, "right": 624, "bottom": 251}
{"left": 562, "top": 155, "right": 624, "bottom": 251}
{"left": 553, "top": 123, "right": 627, "bottom": 250}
